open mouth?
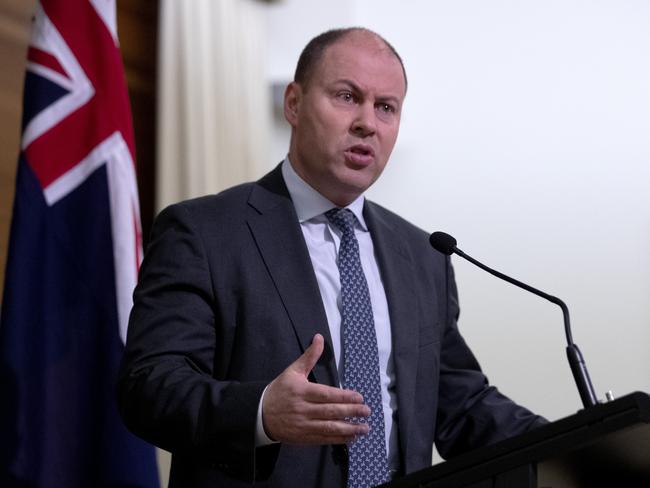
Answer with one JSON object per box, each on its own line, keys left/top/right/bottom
{"left": 348, "top": 145, "right": 374, "bottom": 157}
{"left": 344, "top": 145, "right": 375, "bottom": 165}
{"left": 350, "top": 146, "right": 372, "bottom": 156}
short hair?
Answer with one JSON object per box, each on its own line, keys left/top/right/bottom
{"left": 293, "top": 27, "right": 408, "bottom": 92}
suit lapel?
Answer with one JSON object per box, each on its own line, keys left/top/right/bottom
{"left": 246, "top": 167, "right": 339, "bottom": 387}
{"left": 364, "top": 202, "right": 419, "bottom": 464}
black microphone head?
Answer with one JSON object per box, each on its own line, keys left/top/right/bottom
{"left": 429, "top": 231, "right": 457, "bottom": 255}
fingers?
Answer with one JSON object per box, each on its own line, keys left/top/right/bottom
{"left": 290, "top": 382, "right": 370, "bottom": 418}
{"left": 262, "top": 333, "right": 372, "bottom": 445}
{"left": 297, "top": 419, "right": 370, "bottom": 445}
{"left": 290, "top": 334, "right": 364, "bottom": 403}
{"left": 302, "top": 399, "right": 371, "bottom": 421}
{"left": 302, "top": 382, "right": 364, "bottom": 405}
{"left": 280, "top": 411, "right": 371, "bottom": 445}
{"left": 289, "top": 333, "right": 324, "bottom": 377}
{"left": 263, "top": 380, "right": 371, "bottom": 444}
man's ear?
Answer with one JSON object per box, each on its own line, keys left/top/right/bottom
{"left": 284, "top": 82, "right": 302, "bottom": 127}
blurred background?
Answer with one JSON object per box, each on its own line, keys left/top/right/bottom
{"left": 1, "top": 0, "right": 649, "bottom": 484}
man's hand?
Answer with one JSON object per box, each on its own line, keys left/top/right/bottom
{"left": 262, "top": 334, "right": 370, "bottom": 445}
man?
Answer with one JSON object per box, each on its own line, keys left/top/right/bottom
{"left": 118, "top": 28, "right": 545, "bottom": 488}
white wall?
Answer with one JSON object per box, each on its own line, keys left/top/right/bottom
{"left": 264, "top": 0, "right": 650, "bottom": 441}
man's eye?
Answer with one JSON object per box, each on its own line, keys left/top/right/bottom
{"left": 337, "top": 92, "right": 354, "bottom": 103}
{"left": 377, "top": 103, "right": 394, "bottom": 114}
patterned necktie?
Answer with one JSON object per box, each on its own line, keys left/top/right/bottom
{"left": 325, "top": 208, "right": 390, "bottom": 488}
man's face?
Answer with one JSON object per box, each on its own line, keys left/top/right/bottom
{"left": 284, "top": 32, "right": 406, "bottom": 207}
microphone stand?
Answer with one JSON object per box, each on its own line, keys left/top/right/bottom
{"left": 453, "top": 246, "right": 598, "bottom": 409}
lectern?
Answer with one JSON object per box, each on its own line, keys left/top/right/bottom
{"left": 380, "top": 391, "right": 650, "bottom": 488}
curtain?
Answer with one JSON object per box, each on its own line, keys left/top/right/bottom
{"left": 157, "top": 0, "right": 271, "bottom": 211}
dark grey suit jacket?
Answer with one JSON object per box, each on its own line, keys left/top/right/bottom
{"left": 117, "top": 166, "right": 545, "bottom": 487}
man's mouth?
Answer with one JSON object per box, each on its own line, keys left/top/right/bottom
{"left": 344, "top": 145, "right": 375, "bottom": 166}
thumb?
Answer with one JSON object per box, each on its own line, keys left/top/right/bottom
{"left": 290, "top": 333, "right": 324, "bottom": 377}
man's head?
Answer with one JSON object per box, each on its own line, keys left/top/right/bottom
{"left": 284, "top": 28, "right": 407, "bottom": 207}
{"left": 294, "top": 28, "right": 408, "bottom": 93}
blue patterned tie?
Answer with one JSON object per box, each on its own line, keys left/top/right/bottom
{"left": 325, "top": 208, "right": 390, "bottom": 488}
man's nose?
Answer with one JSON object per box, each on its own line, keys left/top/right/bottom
{"left": 350, "top": 103, "right": 376, "bottom": 137}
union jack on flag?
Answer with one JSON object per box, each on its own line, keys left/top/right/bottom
{"left": 0, "top": 0, "right": 159, "bottom": 486}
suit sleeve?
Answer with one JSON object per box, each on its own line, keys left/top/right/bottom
{"left": 433, "top": 257, "right": 547, "bottom": 459}
{"left": 116, "top": 204, "right": 279, "bottom": 482}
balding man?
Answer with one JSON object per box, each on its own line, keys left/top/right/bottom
{"left": 118, "top": 28, "right": 545, "bottom": 488}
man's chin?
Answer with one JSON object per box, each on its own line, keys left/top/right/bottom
{"left": 329, "top": 175, "right": 377, "bottom": 204}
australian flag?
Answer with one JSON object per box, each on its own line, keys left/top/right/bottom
{"left": 0, "top": 1, "right": 159, "bottom": 486}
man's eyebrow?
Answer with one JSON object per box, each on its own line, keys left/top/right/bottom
{"left": 333, "top": 79, "right": 402, "bottom": 106}
{"left": 332, "top": 79, "right": 362, "bottom": 92}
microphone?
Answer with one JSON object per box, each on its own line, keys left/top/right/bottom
{"left": 429, "top": 231, "right": 598, "bottom": 409}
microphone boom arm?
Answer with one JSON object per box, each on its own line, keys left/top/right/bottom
{"left": 453, "top": 246, "right": 598, "bottom": 409}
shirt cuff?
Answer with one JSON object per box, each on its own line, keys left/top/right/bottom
{"left": 255, "top": 384, "right": 279, "bottom": 447}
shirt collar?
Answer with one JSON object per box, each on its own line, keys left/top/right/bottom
{"left": 281, "top": 158, "right": 368, "bottom": 231}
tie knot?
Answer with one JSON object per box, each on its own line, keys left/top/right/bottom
{"left": 325, "top": 208, "right": 357, "bottom": 235}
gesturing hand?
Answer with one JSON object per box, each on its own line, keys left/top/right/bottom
{"left": 262, "top": 334, "right": 370, "bottom": 445}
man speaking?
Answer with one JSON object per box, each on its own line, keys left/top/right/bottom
{"left": 118, "top": 27, "right": 545, "bottom": 488}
